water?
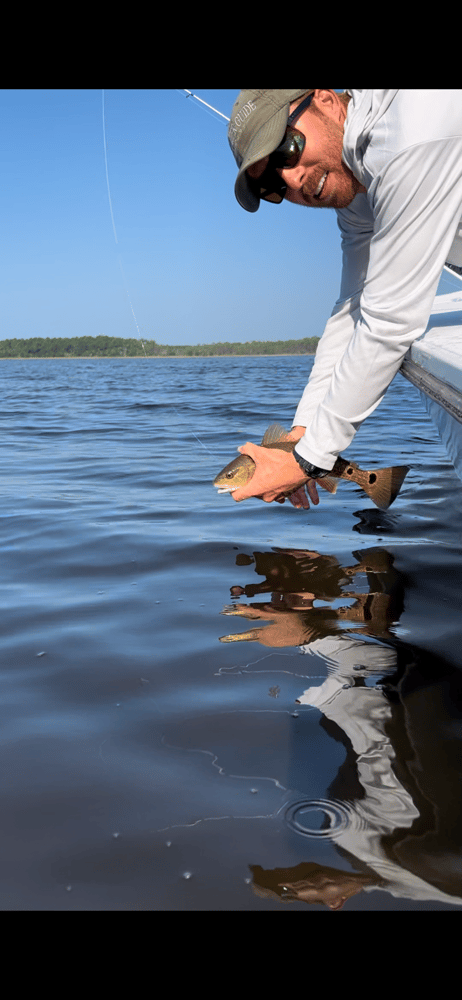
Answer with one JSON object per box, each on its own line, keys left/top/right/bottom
{"left": 1, "top": 354, "right": 462, "bottom": 911}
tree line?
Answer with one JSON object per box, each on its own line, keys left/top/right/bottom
{"left": 0, "top": 335, "right": 319, "bottom": 359}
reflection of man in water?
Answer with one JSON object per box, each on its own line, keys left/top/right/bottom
{"left": 249, "top": 639, "right": 462, "bottom": 908}
{"left": 225, "top": 548, "right": 462, "bottom": 909}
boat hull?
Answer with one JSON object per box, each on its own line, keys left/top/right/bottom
{"left": 400, "top": 290, "right": 462, "bottom": 483}
{"left": 401, "top": 357, "right": 462, "bottom": 482}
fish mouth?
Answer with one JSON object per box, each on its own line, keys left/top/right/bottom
{"left": 216, "top": 486, "right": 237, "bottom": 493}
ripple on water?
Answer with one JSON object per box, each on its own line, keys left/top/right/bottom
{"left": 285, "top": 798, "right": 362, "bottom": 839}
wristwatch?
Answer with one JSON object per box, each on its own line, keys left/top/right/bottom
{"left": 293, "top": 447, "right": 331, "bottom": 479}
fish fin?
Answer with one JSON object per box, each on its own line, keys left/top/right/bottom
{"left": 261, "top": 423, "right": 290, "bottom": 445}
{"left": 359, "top": 466, "right": 410, "bottom": 509}
{"left": 318, "top": 476, "right": 338, "bottom": 495}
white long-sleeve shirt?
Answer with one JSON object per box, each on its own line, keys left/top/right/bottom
{"left": 294, "top": 90, "right": 462, "bottom": 470}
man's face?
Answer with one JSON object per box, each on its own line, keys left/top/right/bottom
{"left": 247, "top": 90, "right": 364, "bottom": 210}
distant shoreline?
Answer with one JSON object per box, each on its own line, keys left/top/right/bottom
{"left": 0, "top": 334, "right": 318, "bottom": 360}
{"left": 0, "top": 353, "right": 316, "bottom": 360}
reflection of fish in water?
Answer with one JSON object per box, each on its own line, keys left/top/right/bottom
{"left": 213, "top": 424, "right": 409, "bottom": 510}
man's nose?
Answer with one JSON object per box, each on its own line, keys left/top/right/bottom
{"left": 280, "top": 163, "right": 305, "bottom": 192}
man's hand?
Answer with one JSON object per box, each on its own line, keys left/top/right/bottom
{"left": 231, "top": 426, "right": 319, "bottom": 509}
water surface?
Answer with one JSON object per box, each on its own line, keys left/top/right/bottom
{"left": 1, "top": 356, "right": 462, "bottom": 910}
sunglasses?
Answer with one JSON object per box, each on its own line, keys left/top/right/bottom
{"left": 249, "top": 91, "right": 314, "bottom": 204}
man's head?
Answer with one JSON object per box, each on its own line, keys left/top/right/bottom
{"left": 229, "top": 89, "right": 364, "bottom": 213}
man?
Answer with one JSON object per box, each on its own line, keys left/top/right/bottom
{"left": 228, "top": 90, "right": 462, "bottom": 509}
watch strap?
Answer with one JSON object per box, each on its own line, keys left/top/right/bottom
{"left": 293, "top": 448, "right": 330, "bottom": 479}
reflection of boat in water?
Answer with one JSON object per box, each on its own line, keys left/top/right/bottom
{"left": 219, "top": 545, "right": 462, "bottom": 909}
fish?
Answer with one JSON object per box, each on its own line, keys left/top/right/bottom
{"left": 213, "top": 423, "right": 409, "bottom": 510}
{"left": 219, "top": 630, "right": 263, "bottom": 643}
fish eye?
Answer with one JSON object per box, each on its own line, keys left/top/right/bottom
{"left": 226, "top": 471, "right": 234, "bottom": 478}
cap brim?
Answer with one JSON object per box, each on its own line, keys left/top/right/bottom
{"left": 234, "top": 104, "right": 291, "bottom": 213}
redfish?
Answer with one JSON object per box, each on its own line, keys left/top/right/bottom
{"left": 213, "top": 424, "right": 409, "bottom": 510}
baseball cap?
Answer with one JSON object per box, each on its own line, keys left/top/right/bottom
{"left": 228, "top": 90, "right": 313, "bottom": 212}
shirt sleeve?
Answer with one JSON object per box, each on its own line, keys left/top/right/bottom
{"left": 294, "top": 138, "right": 462, "bottom": 470}
{"left": 293, "top": 192, "right": 372, "bottom": 431}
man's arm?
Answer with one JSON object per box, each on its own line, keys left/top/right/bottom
{"left": 230, "top": 303, "right": 363, "bottom": 506}
{"left": 296, "top": 140, "right": 462, "bottom": 470}
{"left": 232, "top": 196, "right": 373, "bottom": 506}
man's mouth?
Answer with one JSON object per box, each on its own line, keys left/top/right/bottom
{"left": 314, "top": 171, "right": 328, "bottom": 199}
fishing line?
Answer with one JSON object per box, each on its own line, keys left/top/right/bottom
{"left": 101, "top": 89, "right": 228, "bottom": 356}
{"left": 171, "top": 92, "right": 236, "bottom": 462}
{"left": 101, "top": 90, "right": 221, "bottom": 463}
{"left": 101, "top": 89, "right": 147, "bottom": 356}
{"left": 170, "top": 403, "right": 215, "bottom": 458}
{"left": 102, "top": 89, "right": 119, "bottom": 245}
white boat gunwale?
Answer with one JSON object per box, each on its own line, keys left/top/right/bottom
{"left": 399, "top": 264, "right": 462, "bottom": 480}
{"left": 400, "top": 356, "right": 462, "bottom": 425}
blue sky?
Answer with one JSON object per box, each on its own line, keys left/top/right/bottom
{"left": 0, "top": 89, "right": 457, "bottom": 346}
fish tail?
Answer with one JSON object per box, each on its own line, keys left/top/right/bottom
{"left": 350, "top": 465, "right": 410, "bottom": 509}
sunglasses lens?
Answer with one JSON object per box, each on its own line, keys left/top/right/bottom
{"left": 272, "top": 130, "right": 305, "bottom": 169}
{"left": 246, "top": 127, "right": 304, "bottom": 205}
{"left": 258, "top": 128, "right": 304, "bottom": 202}
{"left": 246, "top": 165, "right": 286, "bottom": 204}
{"left": 259, "top": 168, "right": 286, "bottom": 203}
{"left": 261, "top": 185, "right": 285, "bottom": 204}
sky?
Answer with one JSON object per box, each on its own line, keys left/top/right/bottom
{"left": 0, "top": 89, "right": 458, "bottom": 346}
